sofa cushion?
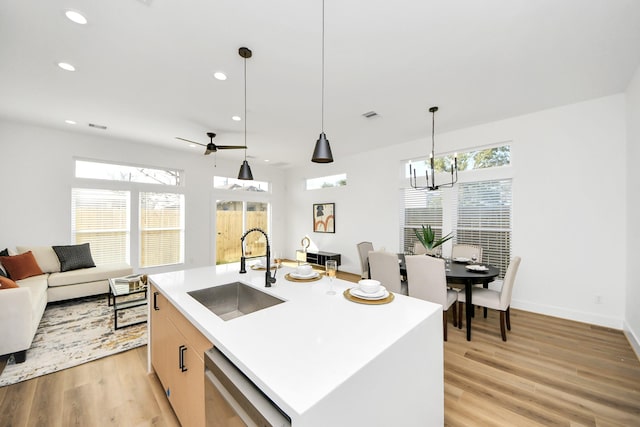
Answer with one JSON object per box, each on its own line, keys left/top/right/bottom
{"left": 52, "top": 243, "right": 96, "bottom": 272}
{"left": 47, "top": 263, "right": 133, "bottom": 287}
{"left": 0, "top": 251, "right": 44, "bottom": 280}
{"left": 0, "top": 276, "right": 19, "bottom": 289}
{"left": 17, "top": 245, "right": 61, "bottom": 273}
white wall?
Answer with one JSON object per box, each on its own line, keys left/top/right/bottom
{"left": 0, "top": 119, "right": 287, "bottom": 275}
{"left": 625, "top": 65, "right": 640, "bottom": 354}
{"left": 285, "top": 94, "right": 628, "bottom": 328}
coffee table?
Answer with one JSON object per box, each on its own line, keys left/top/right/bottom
{"left": 108, "top": 275, "right": 148, "bottom": 330}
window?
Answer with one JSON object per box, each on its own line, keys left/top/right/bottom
{"left": 400, "top": 188, "right": 444, "bottom": 254}
{"left": 75, "top": 160, "right": 181, "bottom": 186}
{"left": 453, "top": 179, "right": 512, "bottom": 277}
{"left": 72, "top": 188, "right": 130, "bottom": 264}
{"left": 139, "top": 192, "right": 185, "bottom": 268}
{"left": 306, "top": 173, "right": 347, "bottom": 190}
{"left": 214, "top": 176, "right": 269, "bottom": 192}
{"left": 400, "top": 144, "right": 513, "bottom": 277}
{"left": 404, "top": 145, "right": 511, "bottom": 177}
{"left": 216, "top": 200, "right": 270, "bottom": 265}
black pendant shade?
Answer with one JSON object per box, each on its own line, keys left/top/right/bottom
{"left": 312, "top": 132, "right": 333, "bottom": 163}
{"left": 238, "top": 160, "right": 253, "bottom": 180}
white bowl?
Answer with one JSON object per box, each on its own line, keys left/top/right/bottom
{"left": 358, "top": 279, "right": 381, "bottom": 294}
{"left": 296, "top": 264, "right": 313, "bottom": 276}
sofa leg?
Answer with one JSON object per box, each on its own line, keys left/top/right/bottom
{"left": 13, "top": 350, "right": 27, "bottom": 363}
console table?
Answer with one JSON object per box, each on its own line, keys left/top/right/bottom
{"left": 296, "top": 250, "right": 341, "bottom": 267}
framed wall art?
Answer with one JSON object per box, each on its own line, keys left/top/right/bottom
{"left": 313, "top": 203, "right": 335, "bottom": 233}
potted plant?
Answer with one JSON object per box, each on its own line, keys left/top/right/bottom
{"left": 414, "top": 225, "right": 454, "bottom": 256}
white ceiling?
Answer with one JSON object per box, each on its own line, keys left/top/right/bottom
{"left": 1, "top": 0, "right": 639, "bottom": 167}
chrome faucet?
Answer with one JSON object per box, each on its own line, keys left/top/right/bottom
{"left": 239, "top": 228, "right": 277, "bottom": 287}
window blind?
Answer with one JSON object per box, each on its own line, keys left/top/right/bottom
{"left": 72, "top": 188, "right": 130, "bottom": 264}
{"left": 400, "top": 188, "right": 443, "bottom": 254}
{"left": 453, "top": 179, "right": 512, "bottom": 277}
{"left": 139, "top": 192, "right": 184, "bottom": 268}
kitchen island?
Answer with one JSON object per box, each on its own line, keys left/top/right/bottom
{"left": 149, "top": 264, "right": 444, "bottom": 426}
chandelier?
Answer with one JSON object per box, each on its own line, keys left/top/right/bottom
{"left": 409, "top": 106, "right": 457, "bottom": 191}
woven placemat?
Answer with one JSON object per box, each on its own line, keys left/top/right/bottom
{"left": 343, "top": 288, "right": 395, "bottom": 305}
{"left": 284, "top": 272, "right": 322, "bottom": 282}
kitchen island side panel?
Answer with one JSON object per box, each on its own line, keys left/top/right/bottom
{"left": 294, "top": 306, "right": 444, "bottom": 427}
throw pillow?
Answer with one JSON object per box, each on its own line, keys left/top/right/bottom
{"left": 0, "top": 251, "right": 45, "bottom": 280}
{"left": 0, "top": 276, "right": 19, "bottom": 289}
{"left": 16, "top": 246, "right": 61, "bottom": 273}
{"left": 52, "top": 243, "right": 96, "bottom": 272}
{"left": 0, "top": 248, "right": 8, "bottom": 277}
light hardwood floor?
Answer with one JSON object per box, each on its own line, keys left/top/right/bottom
{"left": 1, "top": 273, "right": 639, "bottom": 426}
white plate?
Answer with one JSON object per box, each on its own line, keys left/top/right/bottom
{"left": 453, "top": 257, "right": 471, "bottom": 263}
{"left": 350, "top": 286, "right": 388, "bottom": 300}
{"left": 466, "top": 265, "right": 488, "bottom": 272}
{"left": 290, "top": 271, "right": 319, "bottom": 279}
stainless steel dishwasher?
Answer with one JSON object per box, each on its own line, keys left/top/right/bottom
{"left": 204, "top": 347, "right": 291, "bottom": 427}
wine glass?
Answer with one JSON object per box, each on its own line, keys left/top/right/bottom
{"left": 325, "top": 260, "right": 338, "bottom": 295}
{"left": 471, "top": 253, "right": 478, "bottom": 264}
{"left": 273, "top": 251, "right": 283, "bottom": 268}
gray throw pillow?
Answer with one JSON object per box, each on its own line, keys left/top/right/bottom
{"left": 52, "top": 243, "right": 96, "bottom": 272}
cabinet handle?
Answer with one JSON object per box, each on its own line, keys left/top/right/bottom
{"left": 153, "top": 292, "right": 160, "bottom": 311}
{"left": 179, "top": 345, "right": 188, "bottom": 372}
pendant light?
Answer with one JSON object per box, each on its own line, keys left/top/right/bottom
{"left": 409, "top": 106, "right": 458, "bottom": 191}
{"left": 311, "top": 0, "right": 334, "bottom": 163}
{"left": 237, "top": 47, "right": 254, "bottom": 180}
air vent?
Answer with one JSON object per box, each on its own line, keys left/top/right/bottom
{"left": 88, "top": 123, "right": 107, "bottom": 130}
{"left": 362, "top": 111, "right": 378, "bottom": 118}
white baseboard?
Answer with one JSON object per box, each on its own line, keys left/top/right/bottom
{"left": 623, "top": 321, "right": 640, "bottom": 362}
{"left": 511, "top": 299, "right": 623, "bottom": 329}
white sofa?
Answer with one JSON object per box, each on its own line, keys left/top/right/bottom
{"left": 0, "top": 245, "right": 132, "bottom": 363}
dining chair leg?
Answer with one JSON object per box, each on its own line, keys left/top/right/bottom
{"left": 499, "top": 311, "right": 507, "bottom": 341}
{"left": 452, "top": 302, "right": 457, "bottom": 328}
{"left": 443, "top": 311, "right": 448, "bottom": 341}
{"left": 483, "top": 307, "right": 488, "bottom": 318}
{"left": 458, "top": 302, "right": 463, "bottom": 329}
{"left": 506, "top": 307, "right": 511, "bottom": 330}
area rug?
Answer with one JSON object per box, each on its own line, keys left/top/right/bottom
{"left": 0, "top": 294, "right": 147, "bottom": 387}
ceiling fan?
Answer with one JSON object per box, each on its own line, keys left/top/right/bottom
{"left": 176, "top": 132, "right": 247, "bottom": 155}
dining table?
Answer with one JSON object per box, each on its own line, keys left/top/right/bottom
{"left": 398, "top": 254, "right": 500, "bottom": 341}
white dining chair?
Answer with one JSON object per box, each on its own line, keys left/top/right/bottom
{"left": 368, "top": 250, "right": 407, "bottom": 295}
{"left": 356, "top": 241, "right": 375, "bottom": 279}
{"left": 451, "top": 244, "right": 483, "bottom": 262}
{"left": 405, "top": 255, "right": 458, "bottom": 341}
{"left": 457, "top": 256, "right": 521, "bottom": 341}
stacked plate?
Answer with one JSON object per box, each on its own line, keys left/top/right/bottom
{"left": 465, "top": 264, "right": 489, "bottom": 272}
{"left": 289, "top": 270, "right": 319, "bottom": 279}
{"left": 452, "top": 257, "right": 471, "bottom": 263}
{"left": 349, "top": 286, "right": 389, "bottom": 300}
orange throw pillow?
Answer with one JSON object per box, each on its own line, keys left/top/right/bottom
{"left": 0, "top": 251, "right": 44, "bottom": 280}
{"left": 0, "top": 276, "right": 19, "bottom": 289}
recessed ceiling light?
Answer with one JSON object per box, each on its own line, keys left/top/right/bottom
{"left": 65, "top": 120, "right": 76, "bottom": 125}
{"left": 65, "top": 10, "right": 87, "bottom": 25}
{"left": 232, "top": 116, "right": 241, "bottom": 121}
{"left": 214, "top": 72, "right": 227, "bottom": 81}
{"left": 57, "top": 62, "right": 76, "bottom": 71}
{"left": 264, "top": 159, "right": 270, "bottom": 162}
{"left": 189, "top": 143, "right": 197, "bottom": 148}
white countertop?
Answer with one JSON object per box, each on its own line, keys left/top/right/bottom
{"left": 149, "top": 263, "right": 441, "bottom": 420}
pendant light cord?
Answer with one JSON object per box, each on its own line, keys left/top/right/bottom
{"left": 321, "top": 0, "right": 325, "bottom": 132}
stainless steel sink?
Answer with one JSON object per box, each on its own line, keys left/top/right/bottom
{"left": 188, "top": 282, "right": 285, "bottom": 321}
